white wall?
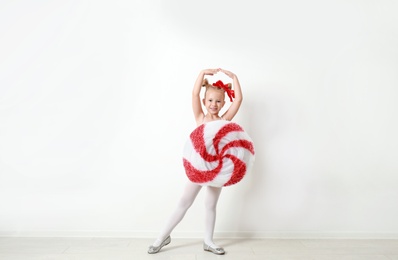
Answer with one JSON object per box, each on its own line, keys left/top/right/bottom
{"left": 1, "top": 0, "right": 398, "bottom": 238}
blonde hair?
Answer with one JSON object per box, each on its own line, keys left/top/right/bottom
{"left": 202, "top": 78, "right": 231, "bottom": 96}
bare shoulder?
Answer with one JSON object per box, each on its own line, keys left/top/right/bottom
{"left": 221, "top": 116, "right": 231, "bottom": 121}
{"left": 195, "top": 113, "right": 205, "bottom": 126}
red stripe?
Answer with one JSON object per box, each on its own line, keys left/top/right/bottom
{"left": 223, "top": 154, "right": 246, "bottom": 186}
{"left": 190, "top": 124, "right": 218, "bottom": 162}
{"left": 183, "top": 158, "right": 222, "bottom": 183}
{"left": 213, "top": 123, "right": 243, "bottom": 154}
{"left": 220, "top": 139, "right": 255, "bottom": 156}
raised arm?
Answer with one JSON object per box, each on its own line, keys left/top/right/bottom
{"left": 220, "top": 69, "right": 243, "bottom": 121}
{"left": 192, "top": 69, "right": 219, "bottom": 124}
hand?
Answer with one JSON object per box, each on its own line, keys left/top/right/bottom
{"left": 201, "top": 68, "right": 220, "bottom": 76}
{"left": 219, "top": 68, "right": 236, "bottom": 79}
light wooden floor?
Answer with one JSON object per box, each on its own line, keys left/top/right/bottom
{"left": 1, "top": 237, "right": 398, "bottom": 259}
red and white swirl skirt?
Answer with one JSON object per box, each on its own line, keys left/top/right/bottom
{"left": 182, "top": 120, "right": 255, "bottom": 187}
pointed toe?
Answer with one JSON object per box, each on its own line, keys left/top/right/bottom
{"left": 148, "top": 236, "right": 171, "bottom": 254}
{"left": 203, "top": 242, "right": 225, "bottom": 255}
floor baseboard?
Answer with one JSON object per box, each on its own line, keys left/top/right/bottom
{"left": 1, "top": 230, "right": 398, "bottom": 239}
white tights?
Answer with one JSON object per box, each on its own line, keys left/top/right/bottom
{"left": 152, "top": 182, "right": 222, "bottom": 248}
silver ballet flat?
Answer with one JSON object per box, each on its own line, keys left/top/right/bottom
{"left": 147, "top": 236, "right": 171, "bottom": 254}
{"left": 203, "top": 242, "right": 225, "bottom": 255}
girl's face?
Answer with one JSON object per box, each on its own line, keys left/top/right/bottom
{"left": 202, "top": 88, "right": 225, "bottom": 115}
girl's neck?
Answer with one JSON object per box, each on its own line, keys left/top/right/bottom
{"left": 205, "top": 114, "right": 221, "bottom": 121}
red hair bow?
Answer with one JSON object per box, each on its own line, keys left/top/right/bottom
{"left": 212, "top": 80, "right": 235, "bottom": 102}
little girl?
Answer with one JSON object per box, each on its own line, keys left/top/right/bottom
{"left": 148, "top": 68, "right": 243, "bottom": 255}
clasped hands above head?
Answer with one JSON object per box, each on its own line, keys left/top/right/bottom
{"left": 202, "top": 68, "right": 236, "bottom": 79}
